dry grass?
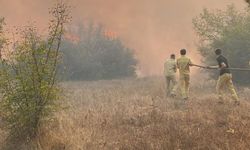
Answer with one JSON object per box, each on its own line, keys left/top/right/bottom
{"left": 1, "top": 76, "right": 250, "bottom": 150}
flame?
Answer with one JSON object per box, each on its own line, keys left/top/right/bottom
{"left": 103, "top": 30, "right": 117, "bottom": 40}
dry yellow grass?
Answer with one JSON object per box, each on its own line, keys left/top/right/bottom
{"left": 1, "top": 76, "right": 250, "bottom": 149}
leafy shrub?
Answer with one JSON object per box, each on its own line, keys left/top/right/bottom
{"left": 0, "top": 1, "right": 70, "bottom": 148}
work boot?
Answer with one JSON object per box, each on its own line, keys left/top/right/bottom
{"left": 217, "top": 97, "right": 224, "bottom": 104}
{"left": 217, "top": 101, "right": 224, "bottom": 105}
{"left": 170, "top": 93, "right": 176, "bottom": 98}
{"left": 234, "top": 101, "right": 240, "bottom": 106}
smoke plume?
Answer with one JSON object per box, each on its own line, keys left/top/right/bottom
{"left": 0, "top": 0, "right": 246, "bottom": 75}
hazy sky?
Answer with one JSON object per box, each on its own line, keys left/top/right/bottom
{"left": 0, "top": 0, "right": 247, "bottom": 75}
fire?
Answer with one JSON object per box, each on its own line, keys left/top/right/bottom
{"left": 103, "top": 30, "right": 117, "bottom": 40}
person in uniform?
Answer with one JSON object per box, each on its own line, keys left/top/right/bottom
{"left": 164, "top": 54, "right": 178, "bottom": 97}
{"left": 177, "top": 49, "right": 193, "bottom": 100}
{"left": 207, "top": 49, "right": 239, "bottom": 105}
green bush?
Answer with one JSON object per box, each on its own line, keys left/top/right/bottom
{"left": 0, "top": 1, "right": 70, "bottom": 148}
{"left": 193, "top": 5, "right": 250, "bottom": 85}
{"left": 60, "top": 23, "right": 137, "bottom": 80}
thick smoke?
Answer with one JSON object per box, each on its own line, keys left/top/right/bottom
{"left": 0, "top": 0, "right": 246, "bottom": 76}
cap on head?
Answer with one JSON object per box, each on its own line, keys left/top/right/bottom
{"left": 170, "top": 54, "right": 175, "bottom": 59}
{"left": 180, "top": 49, "right": 186, "bottom": 55}
{"left": 215, "top": 49, "right": 222, "bottom": 55}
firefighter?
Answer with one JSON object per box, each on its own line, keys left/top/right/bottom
{"left": 177, "top": 49, "right": 193, "bottom": 100}
{"left": 164, "top": 54, "right": 178, "bottom": 97}
{"left": 207, "top": 49, "right": 239, "bottom": 105}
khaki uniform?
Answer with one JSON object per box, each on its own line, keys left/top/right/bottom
{"left": 164, "top": 59, "right": 177, "bottom": 96}
{"left": 216, "top": 73, "right": 239, "bottom": 101}
{"left": 216, "top": 55, "right": 239, "bottom": 102}
{"left": 177, "top": 56, "right": 192, "bottom": 99}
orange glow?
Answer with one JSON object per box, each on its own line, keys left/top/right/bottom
{"left": 0, "top": 0, "right": 246, "bottom": 76}
{"left": 64, "top": 33, "right": 80, "bottom": 44}
{"left": 103, "top": 30, "right": 118, "bottom": 40}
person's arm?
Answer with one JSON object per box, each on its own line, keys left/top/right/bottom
{"left": 173, "top": 63, "right": 177, "bottom": 72}
{"left": 207, "top": 57, "right": 225, "bottom": 69}
{"left": 207, "top": 62, "right": 226, "bottom": 69}
{"left": 189, "top": 59, "right": 193, "bottom": 66}
{"left": 207, "top": 65, "right": 219, "bottom": 69}
{"left": 220, "top": 62, "right": 227, "bottom": 68}
{"left": 176, "top": 60, "right": 180, "bottom": 69}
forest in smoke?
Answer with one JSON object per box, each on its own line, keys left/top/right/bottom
{"left": 60, "top": 22, "right": 137, "bottom": 80}
{"left": 0, "top": 0, "right": 246, "bottom": 75}
{"left": 0, "top": 0, "right": 250, "bottom": 150}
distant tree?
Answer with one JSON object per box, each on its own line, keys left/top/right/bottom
{"left": 193, "top": 5, "right": 250, "bottom": 85}
{"left": 60, "top": 23, "right": 137, "bottom": 80}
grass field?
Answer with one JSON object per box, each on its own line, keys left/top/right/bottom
{"left": 1, "top": 76, "right": 250, "bottom": 150}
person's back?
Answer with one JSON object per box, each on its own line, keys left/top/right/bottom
{"left": 164, "top": 58, "right": 176, "bottom": 77}
{"left": 176, "top": 49, "right": 193, "bottom": 100}
{"left": 177, "top": 56, "right": 192, "bottom": 75}
{"left": 164, "top": 54, "right": 177, "bottom": 96}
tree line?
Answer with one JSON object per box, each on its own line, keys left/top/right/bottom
{"left": 60, "top": 22, "right": 137, "bottom": 81}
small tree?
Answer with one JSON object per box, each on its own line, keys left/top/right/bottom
{"left": 0, "top": 1, "right": 70, "bottom": 148}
